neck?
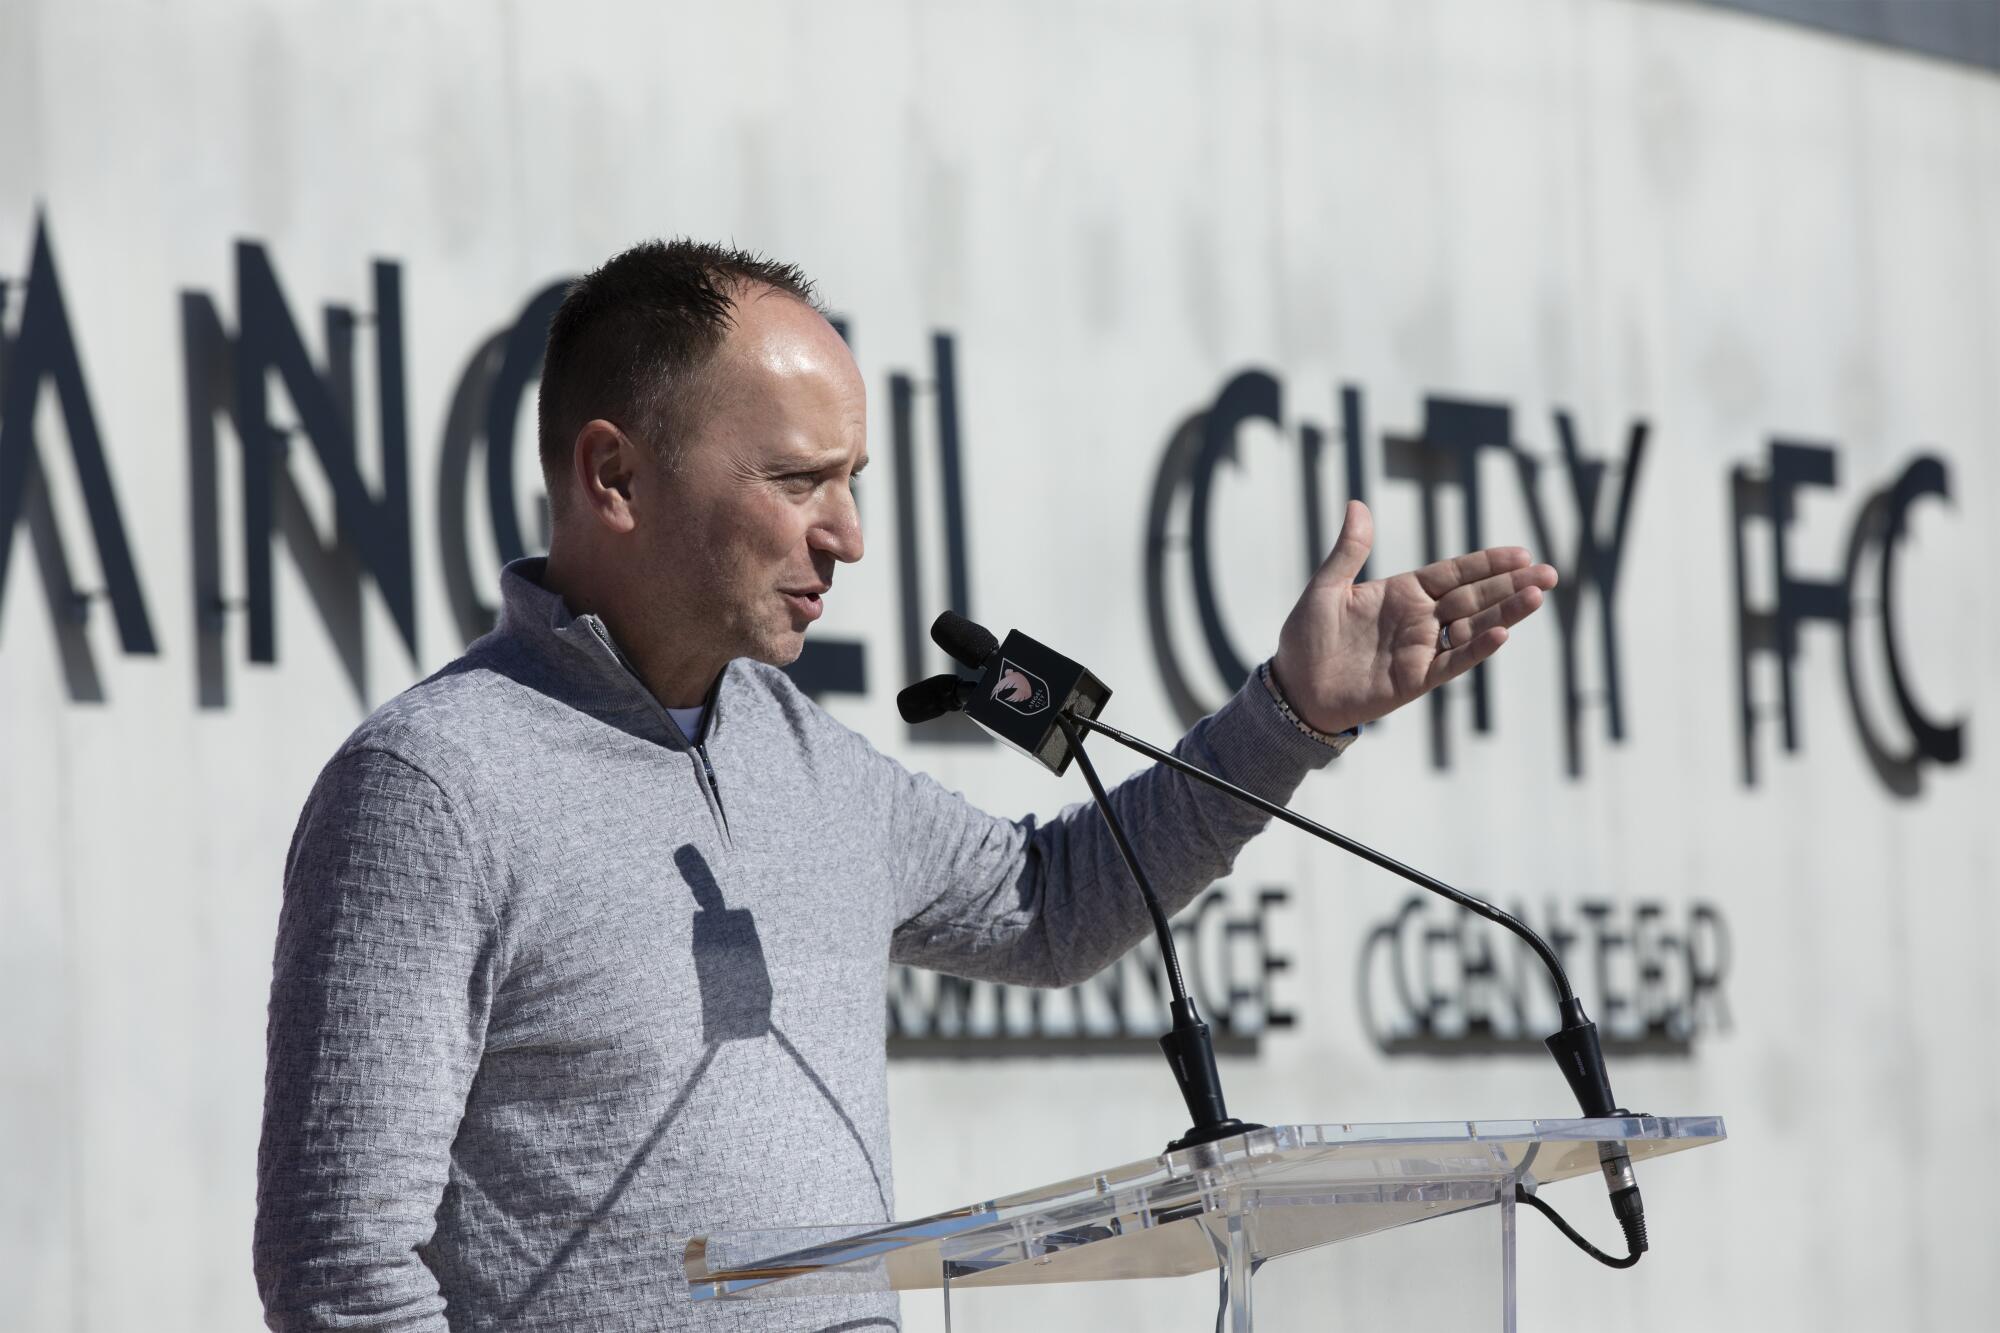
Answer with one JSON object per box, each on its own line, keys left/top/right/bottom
{"left": 622, "top": 638, "right": 727, "bottom": 711}
{"left": 542, "top": 539, "right": 723, "bottom": 710}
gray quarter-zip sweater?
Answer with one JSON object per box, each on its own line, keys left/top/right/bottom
{"left": 255, "top": 558, "right": 1344, "bottom": 1331}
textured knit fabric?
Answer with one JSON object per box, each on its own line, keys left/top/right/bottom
{"left": 255, "top": 557, "right": 1344, "bottom": 1331}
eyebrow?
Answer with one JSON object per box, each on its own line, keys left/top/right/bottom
{"left": 782, "top": 453, "right": 867, "bottom": 475}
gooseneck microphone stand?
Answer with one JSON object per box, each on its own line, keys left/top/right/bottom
{"left": 1063, "top": 710, "right": 1648, "bottom": 1267}
{"left": 898, "top": 671, "right": 1252, "bottom": 1152}
{"left": 901, "top": 608, "right": 1647, "bottom": 1268}
{"left": 1071, "top": 716, "right": 1576, "bottom": 1028}
{"left": 1054, "top": 714, "right": 1259, "bottom": 1152}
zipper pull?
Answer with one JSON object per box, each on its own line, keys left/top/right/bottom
{"left": 695, "top": 743, "right": 727, "bottom": 825}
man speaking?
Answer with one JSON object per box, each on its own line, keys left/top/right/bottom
{"left": 254, "top": 241, "right": 1555, "bottom": 1331}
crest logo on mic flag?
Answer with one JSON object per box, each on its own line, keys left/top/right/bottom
{"left": 991, "top": 661, "right": 1051, "bottom": 715}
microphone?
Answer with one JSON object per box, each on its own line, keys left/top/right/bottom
{"left": 896, "top": 673, "right": 972, "bottom": 726}
{"left": 904, "top": 611, "right": 1651, "bottom": 1266}
{"left": 928, "top": 613, "right": 1112, "bottom": 776}
{"left": 930, "top": 611, "right": 998, "bottom": 672}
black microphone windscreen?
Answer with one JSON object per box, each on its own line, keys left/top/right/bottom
{"left": 930, "top": 611, "right": 1000, "bottom": 672}
{"left": 897, "top": 673, "right": 967, "bottom": 725}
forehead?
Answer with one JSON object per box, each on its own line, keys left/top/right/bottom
{"left": 685, "top": 290, "right": 866, "bottom": 464}
{"left": 714, "top": 289, "right": 861, "bottom": 401}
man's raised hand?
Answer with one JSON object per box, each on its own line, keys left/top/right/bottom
{"left": 1268, "top": 500, "right": 1558, "bottom": 737}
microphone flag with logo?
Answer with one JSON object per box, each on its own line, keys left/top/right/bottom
{"left": 929, "top": 613, "right": 1112, "bottom": 775}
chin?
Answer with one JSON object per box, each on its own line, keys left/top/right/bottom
{"left": 748, "top": 630, "right": 809, "bottom": 669}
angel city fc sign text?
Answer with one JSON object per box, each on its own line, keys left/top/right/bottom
{"left": 4, "top": 215, "right": 1915, "bottom": 1061}
{"left": 1145, "top": 369, "right": 1969, "bottom": 798}
{"left": 2, "top": 218, "right": 1966, "bottom": 796}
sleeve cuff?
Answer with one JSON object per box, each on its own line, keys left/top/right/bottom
{"left": 1256, "top": 659, "right": 1361, "bottom": 756}
{"left": 1183, "top": 659, "right": 1358, "bottom": 813}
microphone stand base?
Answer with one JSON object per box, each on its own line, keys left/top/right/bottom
{"left": 1167, "top": 1119, "right": 1266, "bottom": 1154}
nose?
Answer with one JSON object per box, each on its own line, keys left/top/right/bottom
{"left": 809, "top": 484, "right": 864, "bottom": 565}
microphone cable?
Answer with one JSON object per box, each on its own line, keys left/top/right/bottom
{"left": 1515, "top": 1182, "right": 1645, "bottom": 1268}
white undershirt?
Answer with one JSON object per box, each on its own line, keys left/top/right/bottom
{"left": 666, "top": 704, "right": 706, "bottom": 742}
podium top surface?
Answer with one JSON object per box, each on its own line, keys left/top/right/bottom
{"left": 684, "top": 1114, "right": 1725, "bottom": 1300}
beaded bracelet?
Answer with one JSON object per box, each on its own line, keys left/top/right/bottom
{"left": 1258, "top": 659, "right": 1360, "bottom": 754}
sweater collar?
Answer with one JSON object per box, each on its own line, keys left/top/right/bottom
{"left": 491, "top": 555, "right": 724, "bottom": 746}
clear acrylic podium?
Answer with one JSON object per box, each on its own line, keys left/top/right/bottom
{"left": 681, "top": 1115, "right": 1724, "bottom": 1331}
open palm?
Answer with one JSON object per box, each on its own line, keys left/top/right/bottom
{"left": 1270, "top": 500, "right": 1558, "bottom": 737}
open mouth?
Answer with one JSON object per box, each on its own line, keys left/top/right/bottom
{"left": 781, "top": 589, "right": 825, "bottom": 622}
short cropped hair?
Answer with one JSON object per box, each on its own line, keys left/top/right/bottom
{"left": 537, "top": 239, "right": 824, "bottom": 514}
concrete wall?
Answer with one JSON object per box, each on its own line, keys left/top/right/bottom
{"left": 1, "top": 0, "right": 1995, "bottom": 1328}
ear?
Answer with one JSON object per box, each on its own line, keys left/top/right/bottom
{"left": 570, "top": 419, "right": 641, "bottom": 534}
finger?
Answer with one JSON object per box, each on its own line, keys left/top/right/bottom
{"left": 1312, "top": 499, "right": 1374, "bottom": 587}
{"left": 1413, "top": 545, "right": 1536, "bottom": 599}
{"left": 1440, "top": 585, "right": 1544, "bottom": 649}
{"left": 1431, "top": 624, "right": 1509, "bottom": 686}
{"left": 1433, "top": 565, "right": 1555, "bottom": 624}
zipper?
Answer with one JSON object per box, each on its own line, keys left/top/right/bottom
{"left": 579, "top": 615, "right": 732, "bottom": 844}
{"left": 695, "top": 741, "right": 729, "bottom": 838}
